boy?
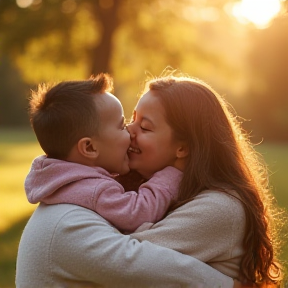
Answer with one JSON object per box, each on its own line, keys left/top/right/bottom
{"left": 25, "top": 73, "right": 182, "bottom": 233}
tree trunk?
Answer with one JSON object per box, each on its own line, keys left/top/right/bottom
{"left": 89, "top": 1, "right": 122, "bottom": 76}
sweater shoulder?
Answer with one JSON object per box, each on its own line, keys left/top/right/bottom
{"left": 197, "top": 190, "right": 243, "bottom": 210}
{"left": 173, "top": 189, "right": 246, "bottom": 223}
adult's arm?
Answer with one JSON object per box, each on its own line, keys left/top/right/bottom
{"left": 17, "top": 203, "right": 234, "bottom": 287}
{"left": 38, "top": 163, "right": 181, "bottom": 233}
{"left": 94, "top": 166, "right": 182, "bottom": 232}
{"left": 52, "top": 205, "right": 234, "bottom": 287}
{"left": 132, "top": 190, "right": 246, "bottom": 278}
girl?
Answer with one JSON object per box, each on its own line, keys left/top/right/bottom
{"left": 126, "top": 72, "right": 284, "bottom": 286}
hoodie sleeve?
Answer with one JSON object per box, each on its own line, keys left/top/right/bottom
{"left": 94, "top": 166, "right": 182, "bottom": 233}
{"left": 28, "top": 158, "right": 182, "bottom": 233}
{"left": 25, "top": 156, "right": 106, "bottom": 205}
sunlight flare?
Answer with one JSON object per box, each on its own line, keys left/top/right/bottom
{"left": 232, "top": 0, "right": 281, "bottom": 28}
{"left": 16, "top": 0, "right": 34, "bottom": 8}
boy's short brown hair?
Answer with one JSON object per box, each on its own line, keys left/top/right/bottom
{"left": 29, "top": 73, "right": 113, "bottom": 160}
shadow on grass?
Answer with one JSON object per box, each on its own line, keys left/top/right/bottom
{"left": 0, "top": 215, "right": 30, "bottom": 288}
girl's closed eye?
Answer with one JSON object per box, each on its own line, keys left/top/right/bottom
{"left": 140, "top": 125, "right": 152, "bottom": 132}
{"left": 139, "top": 118, "right": 154, "bottom": 132}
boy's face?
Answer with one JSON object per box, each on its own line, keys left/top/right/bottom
{"left": 93, "top": 92, "right": 130, "bottom": 175}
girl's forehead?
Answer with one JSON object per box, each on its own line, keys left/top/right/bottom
{"left": 134, "top": 92, "right": 167, "bottom": 123}
{"left": 136, "top": 91, "right": 162, "bottom": 110}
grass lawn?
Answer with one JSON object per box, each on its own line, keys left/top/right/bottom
{"left": 0, "top": 128, "right": 41, "bottom": 232}
{"left": 0, "top": 128, "right": 288, "bottom": 287}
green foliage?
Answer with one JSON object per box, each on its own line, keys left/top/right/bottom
{"left": 0, "top": 216, "right": 30, "bottom": 288}
{"left": 257, "top": 144, "right": 288, "bottom": 209}
{"left": 0, "top": 0, "right": 76, "bottom": 58}
{"left": 0, "top": 0, "right": 123, "bottom": 75}
{"left": 0, "top": 56, "right": 29, "bottom": 127}
{"left": 0, "top": 128, "right": 41, "bottom": 233}
{"left": 256, "top": 144, "right": 288, "bottom": 274}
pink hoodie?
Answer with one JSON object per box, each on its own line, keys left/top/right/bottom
{"left": 25, "top": 155, "right": 182, "bottom": 233}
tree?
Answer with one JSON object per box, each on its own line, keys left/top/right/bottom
{"left": 0, "top": 55, "right": 29, "bottom": 126}
{"left": 88, "top": 0, "right": 122, "bottom": 74}
{"left": 0, "top": 0, "right": 237, "bottom": 77}
{"left": 244, "top": 15, "right": 288, "bottom": 142}
{"left": 4, "top": 0, "right": 287, "bottom": 143}
{"left": 0, "top": 0, "right": 127, "bottom": 75}
{"left": 1, "top": 0, "right": 241, "bottom": 123}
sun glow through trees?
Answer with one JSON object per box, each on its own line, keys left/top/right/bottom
{"left": 232, "top": 0, "right": 282, "bottom": 28}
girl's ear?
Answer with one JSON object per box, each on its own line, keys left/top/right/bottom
{"left": 77, "top": 137, "right": 99, "bottom": 159}
{"left": 176, "top": 143, "right": 189, "bottom": 159}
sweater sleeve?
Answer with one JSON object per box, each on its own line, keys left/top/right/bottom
{"left": 94, "top": 166, "right": 182, "bottom": 233}
{"left": 131, "top": 190, "right": 246, "bottom": 277}
{"left": 50, "top": 207, "right": 234, "bottom": 288}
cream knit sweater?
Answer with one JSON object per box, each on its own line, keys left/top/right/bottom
{"left": 16, "top": 203, "right": 234, "bottom": 288}
{"left": 132, "top": 190, "right": 246, "bottom": 279}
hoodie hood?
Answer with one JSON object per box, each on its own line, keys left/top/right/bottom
{"left": 25, "top": 155, "right": 111, "bottom": 204}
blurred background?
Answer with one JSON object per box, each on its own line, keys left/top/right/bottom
{"left": 0, "top": 0, "right": 288, "bottom": 287}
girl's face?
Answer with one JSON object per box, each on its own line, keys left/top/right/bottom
{"left": 127, "top": 91, "right": 183, "bottom": 179}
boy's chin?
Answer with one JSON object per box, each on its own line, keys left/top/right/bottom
{"left": 110, "top": 167, "right": 130, "bottom": 177}
{"left": 119, "top": 167, "right": 130, "bottom": 176}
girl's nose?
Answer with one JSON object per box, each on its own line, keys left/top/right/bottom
{"left": 127, "top": 123, "right": 136, "bottom": 138}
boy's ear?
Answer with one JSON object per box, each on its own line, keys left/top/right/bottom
{"left": 176, "top": 143, "right": 189, "bottom": 159}
{"left": 77, "top": 137, "right": 99, "bottom": 159}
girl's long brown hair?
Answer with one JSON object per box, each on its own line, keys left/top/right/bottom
{"left": 144, "top": 72, "right": 284, "bottom": 286}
